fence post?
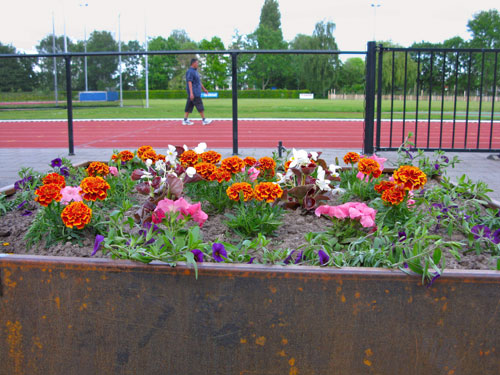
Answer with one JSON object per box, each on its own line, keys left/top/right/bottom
{"left": 363, "top": 41, "right": 376, "bottom": 155}
{"left": 231, "top": 52, "right": 239, "bottom": 155}
{"left": 64, "top": 55, "right": 75, "bottom": 156}
{"left": 376, "top": 44, "right": 383, "bottom": 150}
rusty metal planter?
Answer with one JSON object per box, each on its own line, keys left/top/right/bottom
{"left": 1, "top": 255, "right": 500, "bottom": 375}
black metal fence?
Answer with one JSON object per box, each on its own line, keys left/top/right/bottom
{"left": 370, "top": 43, "right": 500, "bottom": 153}
{"left": 1, "top": 42, "right": 499, "bottom": 154}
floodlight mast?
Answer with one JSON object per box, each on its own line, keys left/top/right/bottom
{"left": 371, "top": 0, "right": 381, "bottom": 41}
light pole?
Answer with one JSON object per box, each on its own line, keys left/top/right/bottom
{"left": 118, "top": 13, "right": 123, "bottom": 107}
{"left": 52, "top": 12, "right": 58, "bottom": 105}
{"left": 371, "top": 0, "right": 381, "bottom": 41}
{"left": 80, "top": 3, "right": 89, "bottom": 91}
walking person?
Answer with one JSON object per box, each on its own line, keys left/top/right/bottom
{"left": 182, "top": 58, "right": 212, "bottom": 126}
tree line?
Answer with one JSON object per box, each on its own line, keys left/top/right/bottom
{"left": 0, "top": 1, "right": 499, "bottom": 98}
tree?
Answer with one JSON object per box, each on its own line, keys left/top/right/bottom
{"left": 467, "top": 9, "right": 500, "bottom": 49}
{"left": 198, "top": 37, "right": 229, "bottom": 90}
{"left": 144, "top": 36, "right": 177, "bottom": 90}
{"left": 290, "top": 21, "right": 339, "bottom": 97}
{"left": 0, "top": 43, "right": 37, "bottom": 92}
{"left": 337, "top": 57, "right": 365, "bottom": 93}
{"left": 121, "top": 40, "right": 144, "bottom": 90}
{"left": 86, "top": 31, "right": 118, "bottom": 90}
{"left": 246, "top": 0, "right": 290, "bottom": 90}
{"left": 35, "top": 35, "right": 75, "bottom": 92}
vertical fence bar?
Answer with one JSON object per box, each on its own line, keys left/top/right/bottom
{"left": 489, "top": 52, "right": 498, "bottom": 150}
{"left": 64, "top": 56, "right": 75, "bottom": 156}
{"left": 376, "top": 45, "right": 384, "bottom": 150}
{"left": 427, "top": 52, "right": 434, "bottom": 148}
{"left": 464, "top": 51, "right": 473, "bottom": 148}
{"left": 364, "top": 41, "right": 376, "bottom": 155}
{"left": 476, "top": 51, "right": 485, "bottom": 149}
{"left": 439, "top": 52, "right": 446, "bottom": 149}
{"left": 452, "top": 53, "right": 460, "bottom": 149}
{"left": 231, "top": 52, "right": 239, "bottom": 155}
{"left": 402, "top": 51, "right": 408, "bottom": 144}
{"left": 390, "top": 50, "right": 395, "bottom": 148}
{"left": 415, "top": 52, "right": 421, "bottom": 147}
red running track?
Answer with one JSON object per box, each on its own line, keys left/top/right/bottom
{"left": 0, "top": 119, "right": 498, "bottom": 150}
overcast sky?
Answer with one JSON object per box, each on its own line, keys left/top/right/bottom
{"left": 1, "top": 0, "right": 498, "bottom": 54}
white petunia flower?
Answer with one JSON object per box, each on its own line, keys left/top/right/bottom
{"left": 315, "top": 166, "right": 331, "bottom": 191}
{"left": 194, "top": 142, "right": 207, "bottom": 154}
{"left": 145, "top": 159, "right": 153, "bottom": 168}
{"left": 166, "top": 145, "right": 178, "bottom": 165}
{"left": 289, "top": 148, "right": 310, "bottom": 168}
{"left": 310, "top": 151, "right": 319, "bottom": 161}
{"left": 185, "top": 167, "right": 196, "bottom": 178}
{"left": 328, "top": 163, "right": 341, "bottom": 177}
{"left": 155, "top": 160, "right": 166, "bottom": 172}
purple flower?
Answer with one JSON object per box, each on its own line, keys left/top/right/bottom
{"left": 92, "top": 235, "right": 105, "bottom": 256}
{"left": 22, "top": 210, "right": 33, "bottom": 216}
{"left": 59, "top": 166, "right": 70, "bottom": 177}
{"left": 441, "top": 156, "right": 449, "bottom": 163}
{"left": 212, "top": 243, "right": 227, "bottom": 262}
{"left": 191, "top": 249, "right": 204, "bottom": 263}
{"left": 247, "top": 257, "right": 255, "bottom": 264}
{"left": 434, "top": 163, "right": 440, "bottom": 171}
{"left": 50, "top": 158, "right": 63, "bottom": 168}
{"left": 318, "top": 250, "right": 330, "bottom": 266}
{"left": 14, "top": 176, "right": 33, "bottom": 191}
{"left": 492, "top": 229, "right": 500, "bottom": 245}
{"left": 294, "top": 251, "right": 304, "bottom": 264}
{"left": 471, "top": 225, "right": 491, "bottom": 239}
{"left": 17, "top": 200, "right": 27, "bottom": 210}
{"left": 284, "top": 250, "right": 295, "bottom": 264}
{"left": 398, "top": 231, "right": 407, "bottom": 242}
{"left": 427, "top": 272, "right": 441, "bottom": 287}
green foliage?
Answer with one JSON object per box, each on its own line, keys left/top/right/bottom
{"left": 225, "top": 201, "right": 284, "bottom": 238}
{"left": 86, "top": 31, "right": 119, "bottom": 90}
{"left": 184, "top": 180, "right": 234, "bottom": 214}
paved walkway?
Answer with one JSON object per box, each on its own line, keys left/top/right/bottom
{"left": 1, "top": 146, "right": 499, "bottom": 204}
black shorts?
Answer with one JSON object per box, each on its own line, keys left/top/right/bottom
{"left": 184, "top": 97, "right": 204, "bottom": 113}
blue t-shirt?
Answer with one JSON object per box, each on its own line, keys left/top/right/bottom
{"left": 186, "top": 67, "right": 202, "bottom": 97}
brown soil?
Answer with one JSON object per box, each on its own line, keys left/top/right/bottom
{"left": 0, "top": 193, "right": 497, "bottom": 270}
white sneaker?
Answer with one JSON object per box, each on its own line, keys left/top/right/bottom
{"left": 202, "top": 119, "right": 213, "bottom": 125}
{"left": 182, "top": 120, "right": 194, "bottom": 125}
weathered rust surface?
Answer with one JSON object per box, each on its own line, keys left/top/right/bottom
{"left": 1, "top": 254, "right": 500, "bottom": 375}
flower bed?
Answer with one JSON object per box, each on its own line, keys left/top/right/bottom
{"left": 1, "top": 141, "right": 500, "bottom": 373}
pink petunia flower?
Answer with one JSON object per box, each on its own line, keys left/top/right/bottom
{"left": 154, "top": 198, "right": 208, "bottom": 227}
{"left": 108, "top": 166, "right": 118, "bottom": 176}
{"left": 247, "top": 167, "right": 260, "bottom": 182}
{"left": 315, "top": 202, "right": 376, "bottom": 228}
{"left": 60, "top": 186, "right": 83, "bottom": 205}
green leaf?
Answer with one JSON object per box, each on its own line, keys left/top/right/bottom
{"left": 433, "top": 248, "right": 442, "bottom": 265}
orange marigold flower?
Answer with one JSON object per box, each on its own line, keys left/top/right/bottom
{"left": 258, "top": 157, "right": 276, "bottom": 170}
{"left": 111, "top": 154, "right": 119, "bottom": 162}
{"left": 43, "top": 173, "right": 66, "bottom": 188}
{"left": 358, "top": 158, "right": 381, "bottom": 176}
{"left": 381, "top": 185, "right": 406, "bottom": 205}
{"left": 157, "top": 154, "right": 166, "bottom": 162}
{"left": 284, "top": 160, "right": 292, "bottom": 172}
{"left": 34, "top": 183, "right": 63, "bottom": 207}
{"left": 61, "top": 201, "right": 92, "bottom": 229}
{"left": 372, "top": 168, "right": 382, "bottom": 179}
{"left": 221, "top": 156, "right": 245, "bottom": 174}
{"left": 393, "top": 166, "right": 427, "bottom": 190}
{"left": 209, "top": 168, "right": 232, "bottom": 183}
{"left": 118, "top": 150, "right": 134, "bottom": 162}
{"left": 254, "top": 182, "right": 283, "bottom": 203}
{"left": 179, "top": 150, "right": 199, "bottom": 167}
{"left": 137, "top": 145, "right": 153, "bottom": 160}
{"left": 86, "top": 161, "right": 110, "bottom": 177}
{"left": 343, "top": 152, "right": 361, "bottom": 164}
{"left": 226, "top": 182, "right": 254, "bottom": 201}
{"left": 80, "top": 176, "right": 110, "bottom": 201}
{"left": 244, "top": 156, "right": 257, "bottom": 167}
{"left": 140, "top": 148, "right": 158, "bottom": 163}
{"left": 195, "top": 162, "right": 218, "bottom": 180}
{"left": 200, "top": 150, "right": 222, "bottom": 164}
{"left": 374, "top": 180, "right": 396, "bottom": 194}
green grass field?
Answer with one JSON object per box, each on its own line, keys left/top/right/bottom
{"left": 0, "top": 98, "right": 498, "bottom": 121}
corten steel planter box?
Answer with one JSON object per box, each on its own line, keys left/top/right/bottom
{"left": 1, "top": 255, "right": 500, "bottom": 375}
